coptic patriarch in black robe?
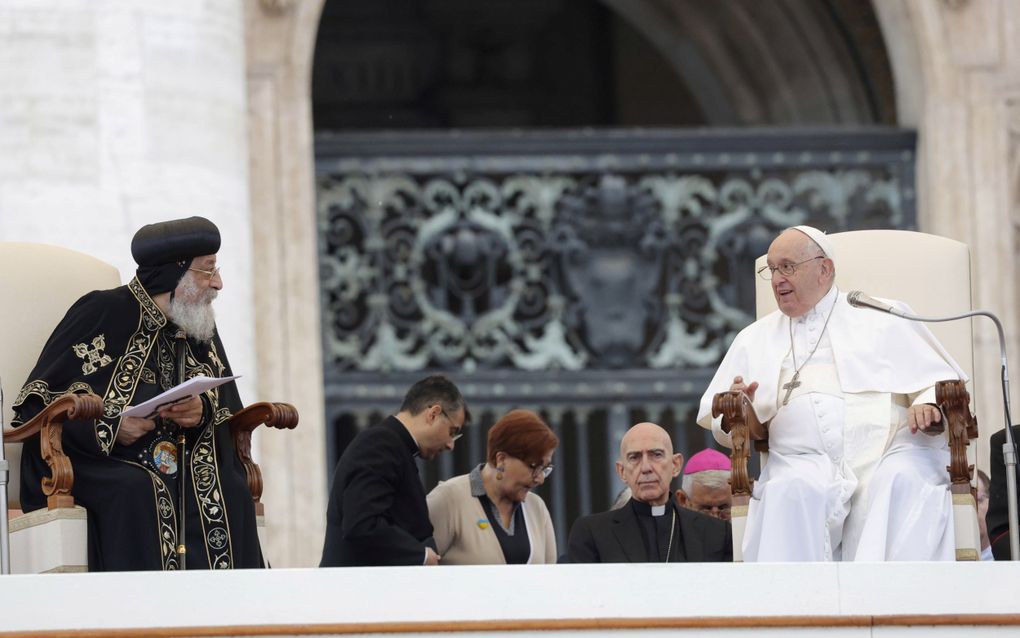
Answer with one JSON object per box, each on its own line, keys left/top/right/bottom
{"left": 12, "top": 216, "right": 263, "bottom": 571}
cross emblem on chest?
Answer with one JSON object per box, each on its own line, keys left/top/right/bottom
{"left": 72, "top": 334, "right": 113, "bottom": 375}
{"left": 781, "top": 371, "right": 802, "bottom": 406}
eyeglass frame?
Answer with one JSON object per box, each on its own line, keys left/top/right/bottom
{"left": 689, "top": 500, "right": 732, "bottom": 515}
{"left": 188, "top": 266, "right": 221, "bottom": 280}
{"left": 525, "top": 460, "right": 555, "bottom": 479}
{"left": 505, "top": 454, "right": 554, "bottom": 479}
{"left": 756, "top": 255, "right": 824, "bottom": 280}
{"left": 438, "top": 407, "right": 465, "bottom": 442}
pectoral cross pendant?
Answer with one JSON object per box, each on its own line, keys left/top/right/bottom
{"left": 782, "top": 371, "right": 801, "bottom": 406}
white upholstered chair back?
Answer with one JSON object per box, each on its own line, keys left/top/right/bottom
{"left": 754, "top": 229, "right": 975, "bottom": 384}
{"left": 1, "top": 242, "right": 121, "bottom": 509}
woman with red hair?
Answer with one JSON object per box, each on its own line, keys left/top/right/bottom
{"left": 427, "top": 409, "right": 559, "bottom": 564}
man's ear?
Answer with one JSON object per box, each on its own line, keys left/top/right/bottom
{"left": 675, "top": 489, "right": 689, "bottom": 507}
{"left": 672, "top": 453, "right": 684, "bottom": 478}
{"left": 615, "top": 461, "right": 625, "bottom": 482}
{"left": 821, "top": 257, "right": 835, "bottom": 279}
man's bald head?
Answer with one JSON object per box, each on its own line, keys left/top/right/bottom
{"left": 619, "top": 422, "right": 673, "bottom": 459}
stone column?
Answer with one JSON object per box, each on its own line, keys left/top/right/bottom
{"left": 243, "top": 0, "right": 328, "bottom": 567}
{"left": 876, "top": 0, "right": 1020, "bottom": 473}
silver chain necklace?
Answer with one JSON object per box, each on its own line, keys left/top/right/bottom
{"left": 781, "top": 289, "right": 838, "bottom": 406}
{"left": 664, "top": 506, "right": 676, "bottom": 562}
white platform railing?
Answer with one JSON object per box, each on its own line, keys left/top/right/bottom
{"left": 1, "top": 562, "right": 1018, "bottom": 637}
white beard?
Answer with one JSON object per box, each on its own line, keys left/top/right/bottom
{"left": 168, "top": 274, "right": 217, "bottom": 342}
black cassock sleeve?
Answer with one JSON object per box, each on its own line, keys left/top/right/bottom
{"left": 339, "top": 429, "right": 429, "bottom": 565}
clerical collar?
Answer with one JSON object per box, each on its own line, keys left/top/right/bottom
{"left": 630, "top": 498, "right": 671, "bottom": 517}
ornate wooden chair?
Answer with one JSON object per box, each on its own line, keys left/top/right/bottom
{"left": 2, "top": 242, "right": 297, "bottom": 572}
{"left": 711, "top": 230, "right": 980, "bottom": 561}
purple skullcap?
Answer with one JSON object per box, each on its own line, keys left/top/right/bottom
{"left": 683, "top": 448, "right": 731, "bottom": 475}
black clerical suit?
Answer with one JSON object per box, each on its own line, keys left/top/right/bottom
{"left": 988, "top": 425, "right": 1020, "bottom": 560}
{"left": 566, "top": 499, "right": 732, "bottom": 563}
{"left": 13, "top": 278, "right": 263, "bottom": 571}
{"left": 320, "top": 416, "right": 436, "bottom": 567}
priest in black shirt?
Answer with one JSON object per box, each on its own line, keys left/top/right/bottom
{"left": 320, "top": 375, "right": 468, "bottom": 567}
{"left": 13, "top": 216, "right": 263, "bottom": 571}
{"left": 566, "top": 422, "right": 732, "bottom": 563}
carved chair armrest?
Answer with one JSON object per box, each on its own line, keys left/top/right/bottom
{"left": 936, "top": 379, "right": 978, "bottom": 488}
{"left": 3, "top": 392, "right": 104, "bottom": 510}
{"left": 228, "top": 402, "right": 299, "bottom": 512}
{"left": 712, "top": 390, "right": 769, "bottom": 498}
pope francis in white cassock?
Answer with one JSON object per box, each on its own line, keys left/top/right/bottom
{"left": 697, "top": 226, "right": 965, "bottom": 561}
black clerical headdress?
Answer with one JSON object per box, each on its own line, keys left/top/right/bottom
{"left": 131, "top": 216, "right": 221, "bottom": 295}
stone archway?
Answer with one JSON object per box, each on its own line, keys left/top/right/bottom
{"left": 602, "top": 0, "right": 895, "bottom": 126}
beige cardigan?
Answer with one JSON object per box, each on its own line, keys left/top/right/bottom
{"left": 427, "top": 472, "right": 557, "bottom": 565}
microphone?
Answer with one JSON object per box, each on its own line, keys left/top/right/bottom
{"left": 847, "top": 290, "right": 902, "bottom": 316}
{"left": 848, "top": 289, "right": 1020, "bottom": 560}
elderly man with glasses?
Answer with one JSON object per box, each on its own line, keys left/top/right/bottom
{"left": 13, "top": 216, "right": 265, "bottom": 571}
{"left": 675, "top": 448, "right": 733, "bottom": 521}
{"left": 697, "top": 225, "right": 964, "bottom": 562}
{"left": 320, "top": 375, "right": 468, "bottom": 567}
{"left": 566, "top": 422, "right": 732, "bottom": 563}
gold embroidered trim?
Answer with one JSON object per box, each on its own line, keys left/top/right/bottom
{"left": 157, "top": 333, "right": 176, "bottom": 390}
{"left": 192, "top": 409, "right": 235, "bottom": 569}
{"left": 174, "top": 337, "right": 235, "bottom": 569}
{"left": 95, "top": 278, "right": 165, "bottom": 453}
{"left": 151, "top": 471, "right": 180, "bottom": 571}
{"left": 12, "top": 380, "right": 94, "bottom": 412}
{"left": 129, "top": 276, "right": 167, "bottom": 330}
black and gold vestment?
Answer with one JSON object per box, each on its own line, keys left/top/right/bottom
{"left": 13, "top": 277, "right": 263, "bottom": 571}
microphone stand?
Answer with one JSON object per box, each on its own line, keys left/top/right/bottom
{"left": 1, "top": 383, "right": 10, "bottom": 575}
{"left": 849, "top": 293, "right": 1020, "bottom": 561}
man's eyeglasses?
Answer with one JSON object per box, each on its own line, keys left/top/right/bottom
{"left": 687, "top": 496, "right": 731, "bottom": 519}
{"left": 439, "top": 408, "right": 464, "bottom": 441}
{"left": 757, "top": 255, "right": 823, "bottom": 280}
{"left": 188, "top": 266, "right": 221, "bottom": 280}
{"left": 694, "top": 503, "right": 731, "bottom": 514}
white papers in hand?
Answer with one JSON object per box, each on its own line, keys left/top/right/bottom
{"left": 121, "top": 375, "right": 240, "bottom": 419}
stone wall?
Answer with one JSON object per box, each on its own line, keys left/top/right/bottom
{"left": 242, "top": 0, "right": 328, "bottom": 569}
{"left": 0, "top": 0, "right": 256, "bottom": 407}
